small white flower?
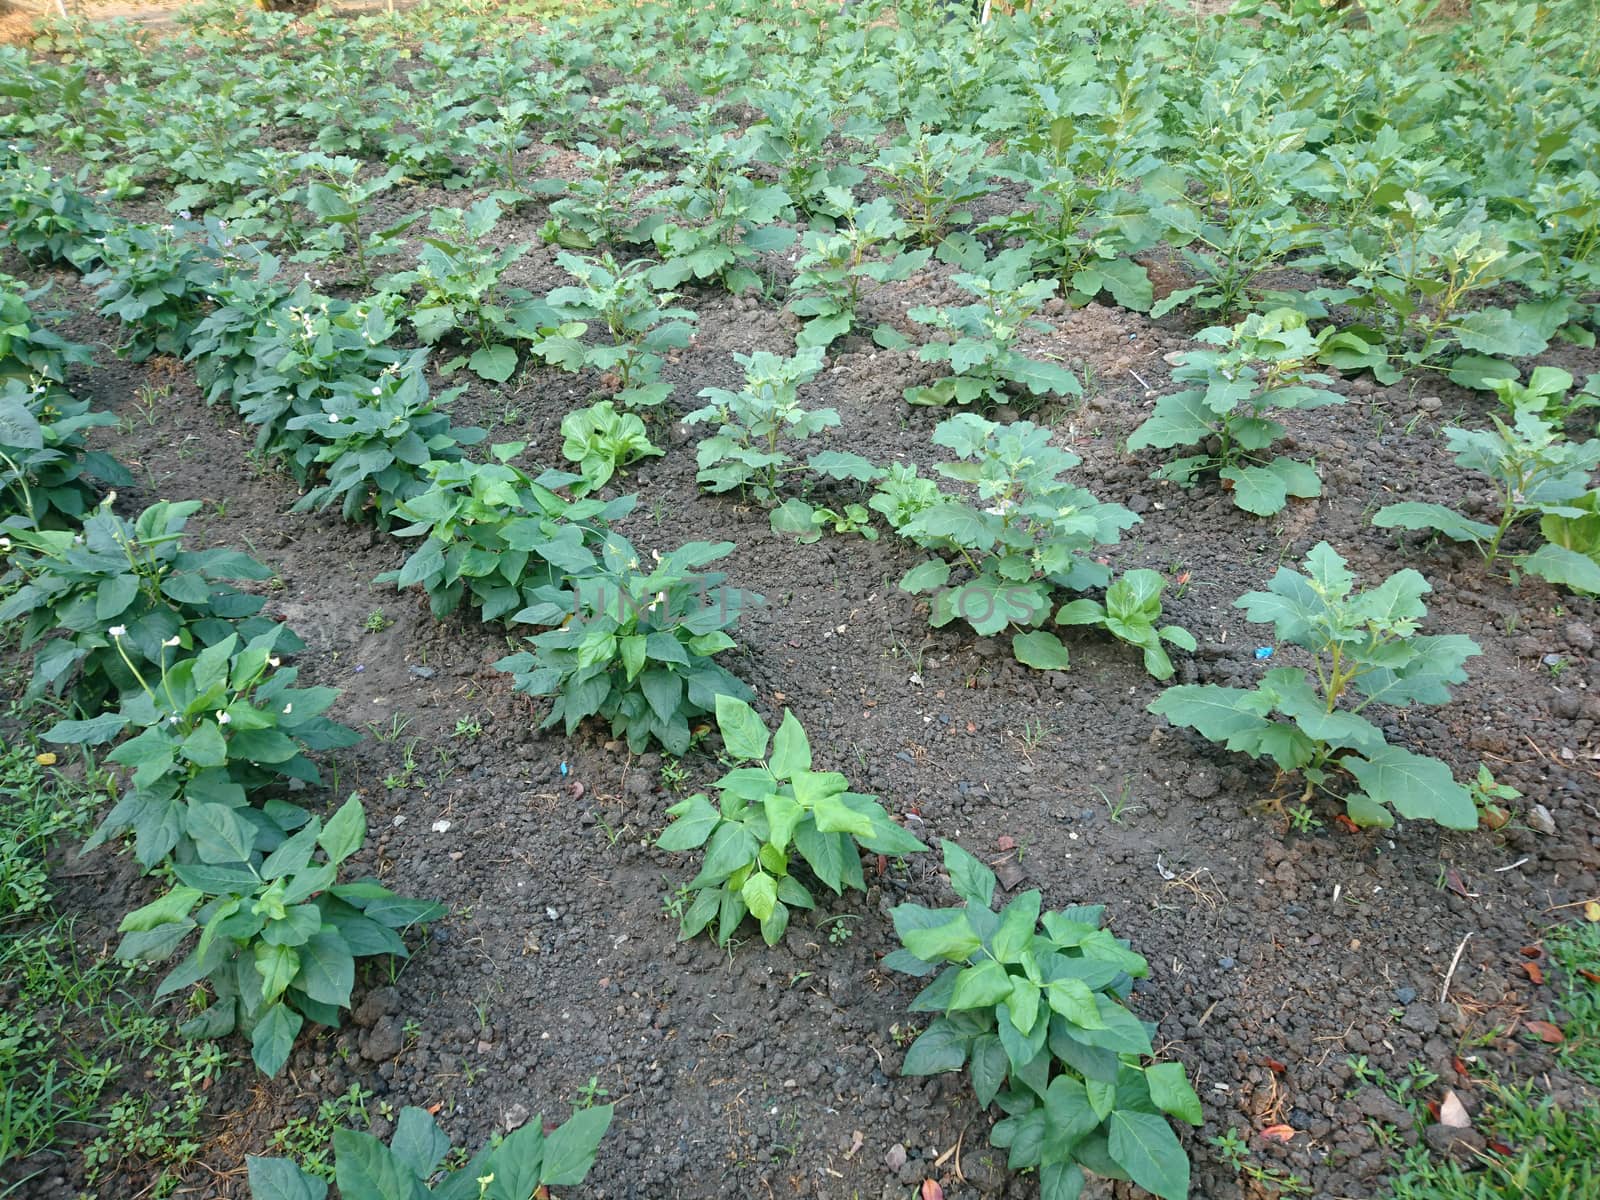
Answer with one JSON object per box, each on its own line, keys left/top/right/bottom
{"left": 327, "top": 413, "right": 341, "bottom": 423}
{"left": 0, "top": 537, "right": 10, "bottom": 550}
{"left": 167, "top": 714, "right": 179, "bottom": 725}
{"left": 282, "top": 703, "right": 293, "bottom": 715}
{"left": 215, "top": 710, "right": 231, "bottom": 725}
{"left": 108, "top": 625, "right": 127, "bottom": 638}
{"left": 268, "top": 656, "right": 280, "bottom": 668}
{"left": 162, "top": 635, "right": 181, "bottom": 647}
{"left": 371, "top": 386, "right": 382, "bottom": 396}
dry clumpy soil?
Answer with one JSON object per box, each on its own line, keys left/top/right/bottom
{"left": 6, "top": 140, "right": 1600, "bottom": 1200}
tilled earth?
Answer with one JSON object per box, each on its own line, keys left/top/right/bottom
{"left": 6, "top": 135, "right": 1600, "bottom": 1200}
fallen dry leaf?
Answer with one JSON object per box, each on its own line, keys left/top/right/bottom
{"left": 1262, "top": 1058, "right": 1287, "bottom": 1075}
{"left": 1579, "top": 968, "right": 1600, "bottom": 984}
{"left": 1526, "top": 1020, "right": 1565, "bottom": 1044}
{"left": 34, "top": 752, "right": 56, "bottom": 766}
{"left": 921, "top": 1182, "right": 944, "bottom": 1200}
{"left": 843, "top": 1130, "right": 864, "bottom": 1161}
{"left": 1259, "top": 1124, "right": 1296, "bottom": 1143}
{"left": 1522, "top": 961, "right": 1545, "bottom": 984}
{"left": 1333, "top": 814, "right": 1360, "bottom": 833}
{"left": 1439, "top": 1089, "right": 1471, "bottom": 1129}
{"left": 1585, "top": 901, "right": 1600, "bottom": 922}
{"left": 997, "top": 834, "right": 1015, "bottom": 852}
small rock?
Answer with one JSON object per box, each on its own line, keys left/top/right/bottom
{"left": 1219, "top": 956, "right": 1235, "bottom": 971}
{"left": 1416, "top": 395, "right": 1442, "bottom": 412}
{"left": 885, "top": 1143, "right": 908, "bottom": 1171}
{"left": 1529, "top": 804, "right": 1557, "bottom": 835}
{"left": 1424, "top": 1124, "right": 1487, "bottom": 1157}
{"left": 1395, "top": 986, "right": 1417, "bottom": 1006}
{"left": 360, "top": 1015, "right": 405, "bottom": 1062}
{"left": 1563, "top": 620, "right": 1594, "bottom": 652}
{"left": 408, "top": 665, "right": 436, "bottom": 679}
{"left": 353, "top": 986, "right": 400, "bottom": 1028}
{"left": 504, "top": 1102, "right": 530, "bottom": 1132}
{"left": 1401, "top": 1003, "right": 1439, "bottom": 1036}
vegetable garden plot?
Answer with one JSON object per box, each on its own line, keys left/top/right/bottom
{"left": 1, "top": 0, "right": 1598, "bottom": 1198}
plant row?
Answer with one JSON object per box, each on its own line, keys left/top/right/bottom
{"left": 0, "top": 172, "right": 1210, "bottom": 1200}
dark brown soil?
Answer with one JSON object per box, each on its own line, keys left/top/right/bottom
{"left": 4, "top": 57, "right": 1600, "bottom": 1200}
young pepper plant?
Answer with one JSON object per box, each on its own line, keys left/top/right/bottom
{"left": 1148, "top": 542, "right": 1481, "bottom": 829}
{"left": 893, "top": 249, "right": 1080, "bottom": 410}
{"left": 658, "top": 696, "right": 926, "bottom": 946}
{"left": 886, "top": 840, "right": 1200, "bottom": 1200}
{"left": 1125, "top": 308, "right": 1342, "bottom": 517}
{"left": 785, "top": 187, "right": 931, "bottom": 350}
{"left": 1371, "top": 409, "right": 1600, "bottom": 595}
{"left": 1056, "top": 569, "right": 1195, "bottom": 682}
{"left": 887, "top": 414, "right": 1139, "bottom": 671}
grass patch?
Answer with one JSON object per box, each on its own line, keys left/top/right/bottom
{"left": 0, "top": 740, "right": 234, "bottom": 1198}
{"left": 1384, "top": 917, "right": 1600, "bottom": 1200}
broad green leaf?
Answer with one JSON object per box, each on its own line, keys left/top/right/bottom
{"left": 714, "top": 694, "right": 769, "bottom": 761}
{"left": 741, "top": 873, "right": 778, "bottom": 921}
{"left": 247, "top": 1157, "right": 329, "bottom": 1200}
{"left": 768, "top": 710, "right": 812, "bottom": 777}
{"left": 318, "top": 794, "right": 366, "bottom": 866}
{"left": 251, "top": 1002, "right": 303, "bottom": 1077}
{"left": 899, "top": 911, "right": 981, "bottom": 964}
{"left": 942, "top": 838, "right": 996, "bottom": 907}
{"left": 659, "top": 795, "right": 719, "bottom": 850}
{"left": 540, "top": 1105, "right": 614, "bottom": 1185}
{"left": 949, "top": 960, "right": 1015, "bottom": 1010}
{"left": 1373, "top": 502, "right": 1495, "bottom": 545}
{"left": 1145, "top": 1061, "right": 1204, "bottom": 1125}
{"left": 1107, "top": 1111, "right": 1189, "bottom": 1200}
{"left": 1013, "top": 630, "right": 1070, "bottom": 670}
{"left": 1342, "top": 745, "right": 1477, "bottom": 829}
{"left": 901, "top": 1018, "right": 969, "bottom": 1075}
{"left": 899, "top": 557, "right": 952, "bottom": 595}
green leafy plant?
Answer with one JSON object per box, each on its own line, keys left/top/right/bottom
{"left": 379, "top": 445, "right": 634, "bottom": 623}
{"left": 541, "top": 142, "right": 666, "bottom": 249}
{"left": 81, "top": 220, "right": 221, "bottom": 361}
{"left": 785, "top": 188, "right": 930, "bottom": 350}
{"left": 684, "top": 346, "right": 882, "bottom": 512}
{"left": 872, "top": 128, "right": 993, "bottom": 246}
{"left": 46, "top": 626, "right": 359, "bottom": 870}
{"left": 976, "top": 72, "right": 1180, "bottom": 311}
{"left": 1056, "top": 569, "right": 1195, "bottom": 681}
{"left": 1487, "top": 366, "right": 1600, "bottom": 427}
{"left": 658, "top": 696, "right": 926, "bottom": 945}
{"left": 770, "top": 497, "right": 877, "bottom": 545}
{"left": 247, "top": 1102, "right": 612, "bottom": 1200}
{"left": 378, "top": 198, "right": 555, "bottom": 383}
{"left": 1126, "top": 308, "right": 1342, "bottom": 516}
{"left": 494, "top": 536, "right": 760, "bottom": 755}
{"left": 542, "top": 252, "right": 698, "bottom": 410}
{"left": 644, "top": 138, "right": 796, "bottom": 295}
{"left": 0, "top": 376, "right": 131, "bottom": 531}
{"left": 1315, "top": 190, "right": 1546, "bottom": 380}
{"left": 896, "top": 250, "right": 1080, "bottom": 410}
{"left": 0, "top": 159, "right": 110, "bottom": 266}
{"left": 886, "top": 839, "right": 1200, "bottom": 1200}
{"left": 283, "top": 367, "right": 484, "bottom": 526}
{"left": 1149, "top": 542, "right": 1481, "bottom": 829}
{"left": 1372, "top": 410, "right": 1600, "bottom": 595}
{"left": 294, "top": 154, "right": 419, "bottom": 286}
{"left": 0, "top": 498, "right": 291, "bottom": 706}
{"left": 888, "top": 414, "right": 1139, "bottom": 671}
{"left": 560, "top": 400, "right": 663, "bottom": 497}
{"left": 113, "top": 794, "right": 440, "bottom": 1077}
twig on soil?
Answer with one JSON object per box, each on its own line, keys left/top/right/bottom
{"left": 1440, "top": 932, "right": 1472, "bottom": 1006}
{"left": 1493, "top": 857, "right": 1530, "bottom": 872}
{"left": 1544, "top": 896, "right": 1600, "bottom": 912}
